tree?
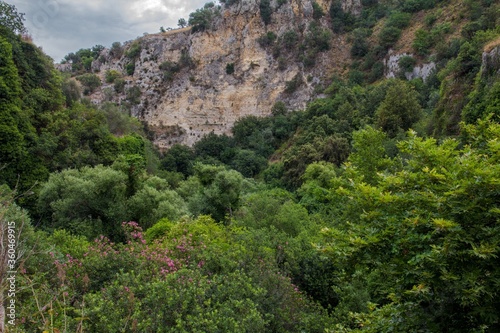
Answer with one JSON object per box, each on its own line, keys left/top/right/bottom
{"left": 76, "top": 73, "right": 101, "bottom": 95}
{"left": 375, "top": 79, "right": 422, "bottom": 137}
{"left": 259, "top": 0, "right": 272, "bottom": 25}
{"left": 188, "top": 3, "right": 217, "bottom": 32}
{"left": 321, "top": 119, "right": 500, "bottom": 331}
{"left": 161, "top": 144, "right": 195, "bottom": 176}
{"left": 0, "top": 35, "right": 28, "bottom": 188}
{"left": 0, "top": 1, "right": 26, "bottom": 34}
{"left": 177, "top": 18, "right": 187, "bottom": 28}
{"left": 37, "top": 165, "right": 129, "bottom": 240}
{"left": 191, "top": 164, "right": 244, "bottom": 222}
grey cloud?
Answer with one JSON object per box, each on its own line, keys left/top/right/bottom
{"left": 12, "top": 0, "right": 210, "bottom": 62}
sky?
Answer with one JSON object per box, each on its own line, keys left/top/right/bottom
{"left": 12, "top": 0, "right": 209, "bottom": 62}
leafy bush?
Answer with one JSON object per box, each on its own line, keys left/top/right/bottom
{"left": 284, "top": 73, "right": 303, "bottom": 94}
{"left": 398, "top": 55, "right": 416, "bottom": 74}
{"left": 330, "top": 0, "right": 355, "bottom": 33}
{"left": 110, "top": 41, "right": 123, "bottom": 58}
{"left": 125, "top": 41, "right": 141, "bottom": 59}
{"left": 312, "top": 1, "right": 325, "bottom": 20}
{"left": 260, "top": 0, "right": 272, "bottom": 25}
{"left": 189, "top": 2, "right": 217, "bottom": 32}
{"left": 257, "top": 31, "right": 277, "bottom": 47}
{"left": 105, "top": 69, "right": 121, "bottom": 83}
{"left": 76, "top": 73, "right": 101, "bottom": 95}
{"left": 401, "top": 0, "right": 436, "bottom": 13}
{"left": 114, "top": 78, "right": 125, "bottom": 93}
{"left": 125, "top": 62, "right": 135, "bottom": 75}
{"left": 379, "top": 26, "right": 402, "bottom": 48}
{"left": 386, "top": 11, "right": 412, "bottom": 29}
{"left": 160, "top": 60, "right": 180, "bottom": 81}
{"left": 126, "top": 86, "right": 141, "bottom": 105}
{"left": 226, "top": 62, "right": 235, "bottom": 74}
{"left": 282, "top": 30, "right": 298, "bottom": 49}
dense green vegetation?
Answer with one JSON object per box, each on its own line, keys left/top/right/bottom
{"left": 1, "top": 0, "right": 500, "bottom": 332}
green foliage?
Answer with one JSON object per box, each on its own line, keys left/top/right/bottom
{"left": 375, "top": 79, "right": 422, "bottom": 136}
{"left": 320, "top": 119, "right": 500, "bottom": 331}
{"left": 177, "top": 18, "right": 187, "bottom": 28}
{"left": 0, "top": 1, "right": 26, "bottom": 34}
{"left": 190, "top": 164, "right": 244, "bottom": 221}
{"left": 378, "top": 26, "right": 401, "bottom": 49}
{"left": 37, "top": 165, "right": 129, "bottom": 240}
{"left": 398, "top": 55, "right": 416, "bottom": 74}
{"left": 312, "top": 2, "right": 325, "bottom": 20}
{"left": 284, "top": 73, "right": 303, "bottom": 94}
{"left": 128, "top": 178, "right": 188, "bottom": 229}
{"left": 113, "top": 77, "right": 125, "bottom": 93}
{"left": 125, "top": 41, "right": 142, "bottom": 59}
{"left": 189, "top": 2, "right": 217, "bottom": 32}
{"left": 61, "top": 78, "right": 81, "bottom": 106}
{"left": 105, "top": 69, "right": 121, "bottom": 83}
{"left": 110, "top": 41, "right": 123, "bottom": 58}
{"left": 401, "top": 0, "right": 436, "bottom": 13}
{"left": 330, "top": 0, "right": 355, "bottom": 33}
{"left": 161, "top": 144, "right": 195, "bottom": 176}
{"left": 226, "top": 62, "right": 235, "bottom": 74}
{"left": 350, "top": 29, "right": 370, "bottom": 58}
{"left": 126, "top": 86, "right": 141, "bottom": 105}
{"left": 76, "top": 73, "right": 101, "bottom": 95}
{"left": 0, "top": 35, "right": 37, "bottom": 190}
{"left": 125, "top": 62, "right": 135, "bottom": 75}
{"left": 386, "top": 12, "right": 411, "bottom": 29}
{"left": 282, "top": 30, "right": 298, "bottom": 49}
{"left": 257, "top": 31, "right": 277, "bottom": 47}
{"left": 230, "top": 149, "right": 268, "bottom": 177}
{"left": 259, "top": 0, "right": 272, "bottom": 25}
{"left": 220, "top": 0, "right": 241, "bottom": 6}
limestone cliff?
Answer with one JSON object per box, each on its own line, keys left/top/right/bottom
{"left": 89, "top": 0, "right": 351, "bottom": 149}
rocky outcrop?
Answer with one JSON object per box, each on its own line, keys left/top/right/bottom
{"left": 481, "top": 45, "right": 500, "bottom": 77}
{"left": 89, "top": 0, "right": 351, "bottom": 149}
{"left": 384, "top": 52, "right": 436, "bottom": 82}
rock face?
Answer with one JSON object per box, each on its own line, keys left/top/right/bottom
{"left": 481, "top": 45, "right": 500, "bottom": 76}
{"left": 90, "top": 0, "right": 351, "bottom": 149}
{"left": 384, "top": 51, "right": 436, "bottom": 82}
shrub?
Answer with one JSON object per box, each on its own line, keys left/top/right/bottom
{"left": 412, "top": 28, "right": 432, "bottom": 55}
{"left": 125, "top": 62, "right": 135, "bottom": 75}
{"left": 401, "top": 0, "right": 435, "bottom": 13}
{"left": 312, "top": 2, "right": 324, "bottom": 20}
{"left": 386, "top": 12, "right": 412, "bottom": 29}
{"left": 160, "top": 60, "right": 180, "bottom": 81}
{"left": 257, "top": 31, "right": 277, "bottom": 47}
{"left": 126, "top": 86, "right": 142, "bottom": 105}
{"left": 125, "top": 41, "right": 142, "bottom": 59}
{"left": 284, "top": 73, "right": 303, "bottom": 94}
{"left": 379, "top": 26, "right": 401, "bottom": 48}
{"left": 110, "top": 41, "right": 123, "bottom": 58}
{"left": 226, "top": 63, "right": 235, "bottom": 74}
{"left": 76, "top": 73, "right": 101, "bottom": 95}
{"left": 398, "top": 55, "right": 416, "bottom": 74}
{"left": 330, "top": 0, "right": 355, "bottom": 33}
{"left": 114, "top": 78, "right": 125, "bottom": 93}
{"left": 282, "top": 30, "right": 298, "bottom": 49}
{"left": 259, "top": 0, "right": 272, "bottom": 25}
{"left": 105, "top": 69, "right": 121, "bottom": 83}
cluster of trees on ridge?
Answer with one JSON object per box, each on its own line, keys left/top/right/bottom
{"left": 1, "top": 0, "right": 500, "bottom": 332}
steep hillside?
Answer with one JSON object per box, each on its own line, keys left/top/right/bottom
{"left": 78, "top": 0, "right": 354, "bottom": 148}
{"left": 59, "top": 0, "right": 499, "bottom": 150}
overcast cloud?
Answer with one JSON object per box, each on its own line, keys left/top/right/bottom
{"left": 12, "top": 0, "right": 209, "bottom": 62}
